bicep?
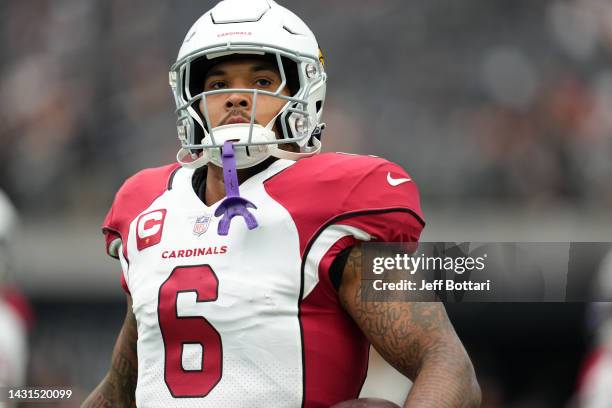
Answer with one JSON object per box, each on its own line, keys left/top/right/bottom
{"left": 338, "top": 245, "right": 459, "bottom": 380}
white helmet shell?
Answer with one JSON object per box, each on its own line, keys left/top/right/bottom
{"left": 170, "top": 0, "right": 327, "bottom": 169}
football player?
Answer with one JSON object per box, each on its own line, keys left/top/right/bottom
{"left": 0, "top": 190, "right": 30, "bottom": 408}
{"left": 83, "top": 1, "right": 480, "bottom": 407}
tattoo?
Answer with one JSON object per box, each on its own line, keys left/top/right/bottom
{"left": 341, "top": 250, "right": 449, "bottom": 376}
{"left": 339, "top": 245, "right": 480, "bottom": 407}
{"left": 82, "top": 299, "right": 138, "bottom": 408}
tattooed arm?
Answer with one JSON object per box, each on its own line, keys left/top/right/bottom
{"left": 338, "top": 245, "right": 481, "bottom": 408}
{"left": 82, "top": 294, "right": 138, "bottom": 408}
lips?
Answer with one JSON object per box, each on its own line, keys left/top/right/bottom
{"left": 225, "top": 116, "right": 250, "bottom": 125}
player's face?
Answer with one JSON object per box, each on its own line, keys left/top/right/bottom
{"left": 201, "top": 58, "right": 291, "bottom": 132}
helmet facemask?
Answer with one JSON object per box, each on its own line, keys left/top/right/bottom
{"left": 170, "top": 44, "right": 326, "bottom": 170}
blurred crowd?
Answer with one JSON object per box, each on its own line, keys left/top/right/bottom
{"left": 0, "top": 0, "right": 611, "bottom": 216}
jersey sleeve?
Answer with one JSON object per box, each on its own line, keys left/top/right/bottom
{"left": 101, "top": 163, "right": 180, "bottom": 293}
{"left": 102, "top": 200, "right": 131, "bottom": 294}
{"left": 318, "top": 159, "right": 424, "bottom": 297}
{"left": 102, "top": 205, "right": 121, "bottom": 259}
{"left": 335, "top": 158, "right": 424, "bottom": 243}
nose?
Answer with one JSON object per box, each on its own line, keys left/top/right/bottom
{"left": 225, "top": 93, "right": 250, "bottom": 110}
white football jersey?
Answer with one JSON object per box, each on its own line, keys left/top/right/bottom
{"left": 103, "top": 153, "right": 424, "bottom": 408}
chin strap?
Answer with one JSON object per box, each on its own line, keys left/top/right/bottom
{"left": 214, "top": 141, "right": 259, "bottom": 236}
{"left": 269, "top": 136, "right": 322, "bottom": 161}
{"left": 176, "top": 148, "right": 211, "bottom": 169}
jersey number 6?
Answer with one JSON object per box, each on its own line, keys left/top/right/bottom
{"left": 158, "top": 264, "right": 222, "bottom": 397}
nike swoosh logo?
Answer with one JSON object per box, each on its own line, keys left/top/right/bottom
{"left": 387, "top": 172, "right": 412, "bottom": 186}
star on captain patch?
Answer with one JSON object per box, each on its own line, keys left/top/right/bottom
{"left": 193, "top": 214, "right": 211, "bottom": 237}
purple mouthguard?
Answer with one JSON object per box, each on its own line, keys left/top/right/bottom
{"left": 214, "top": 140, "right": 259, "bottom": 235}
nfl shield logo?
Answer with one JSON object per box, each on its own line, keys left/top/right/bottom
{"left": 193, "top": 215, "right": 211, "bottom": 236}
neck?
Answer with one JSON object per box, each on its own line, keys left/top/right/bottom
{"left": 204, "top": 159, "right": 275, "bottom": 206}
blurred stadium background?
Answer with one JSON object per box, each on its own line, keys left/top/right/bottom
{"left": 1, "top": 0, "right": 612, "bottom": 406}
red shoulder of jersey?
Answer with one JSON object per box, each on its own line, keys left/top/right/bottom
{"left": 102, "top": 163, "right": 180, "bottom": 259}
{"left": 265, "top": 152, "right": 425, "bottom": 254}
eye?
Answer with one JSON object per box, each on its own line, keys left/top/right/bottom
{"left": 255, "top": 78, "right": 273, "bottom": 87}
{"left": 207, "top": 80, "right": 227, "bottom": 90}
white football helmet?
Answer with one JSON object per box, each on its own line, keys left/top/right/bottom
{"left": 170, "top": 0, "right": 327, "bottom": 169}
